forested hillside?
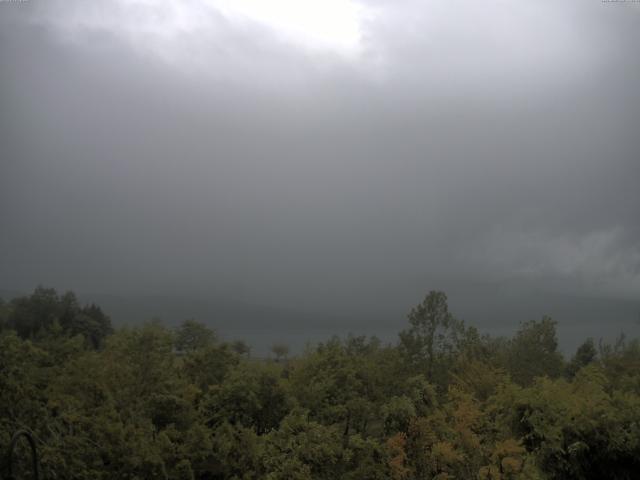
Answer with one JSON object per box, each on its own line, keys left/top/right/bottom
{"left": 1, "top": 287, "right": 639, "bottom": 479}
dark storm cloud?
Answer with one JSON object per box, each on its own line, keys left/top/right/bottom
{"left": 1, "top": 0, "right": 639, "bottom": 347}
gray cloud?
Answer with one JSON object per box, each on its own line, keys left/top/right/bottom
{"left": 1, "top": 0, "right": 639, "bottom": 349}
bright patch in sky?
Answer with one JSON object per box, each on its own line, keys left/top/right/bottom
{"left": 37, "top": 0, "right": 368, "bottom": 59}
{"left": 209, "top": 0, "right": 365, "bottom": 53}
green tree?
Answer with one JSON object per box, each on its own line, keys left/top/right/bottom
{"left": 203, "top": 362, "right": 290, "bottom": 435}
{"left": 174, "top": 319, "right": 217, "bottom": 353}
{"left": 261, "top": 410, "right": 344, "bottom": 480}
{"left": 271, "top": 343, "right": 290, "bottom": 362}
{"left": 8, "top": 286, "right": 60, "bottom": 339}
{"left": 180, "top": 343, "right": 239, "bottom": 392}
{"left": 507, "top": 317, "right": 564, "bottom": 386}
{"left": 231, "top": 339, "right": 252, "bottom": 357}
{"left": 6, "top": 287, "right": 112, "bottom": 348}
{"left": 0, "top": 297, "right": 9, "bottom": 332}
{"left": 399, "top": 291, "right": 465, "bottom": 387}
{"left": 288, "top": 337, "right": 382, "bottom": 439}
{"left": 566, "top": 338, "right": 597, "bottom": 379}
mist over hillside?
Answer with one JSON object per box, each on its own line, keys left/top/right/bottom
{"left": 2, "top": 0, "right": 640, "bottom": 477}
{"left": 2, "top": 1, "right": 639, "bottom": 347}
{"left": 77, "top": 289, "right": 640, "bottom": 355}
{"left": 5, "top": 285, "right": 637, "bottom": 355}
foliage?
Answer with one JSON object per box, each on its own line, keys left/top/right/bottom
{"left": 399, "top": 291, "right": 466, "bottom": 388}
{"left": 507, "top": 317, "right": 564, "bottom": 386}
{"left": 1, "top": 287, "right": 639, "bottom": 479}
{"left": 174, "top": 319, "right": 217, "bottom": 353}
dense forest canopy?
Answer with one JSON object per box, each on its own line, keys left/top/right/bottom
{"left": 1, "top": 287, "right": 639, "bottom": 479}
{"left": 3, "top": 1, "right": 639, "bottom": 479}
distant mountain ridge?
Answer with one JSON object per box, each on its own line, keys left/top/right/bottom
{"left": 2, "top": 286, "right": 638, "bottom": 355}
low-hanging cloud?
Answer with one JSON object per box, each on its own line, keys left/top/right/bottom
{"left": 1, "top": 0, "right": 639, "bottom": 345}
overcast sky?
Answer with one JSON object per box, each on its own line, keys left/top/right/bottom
{"left": 1, "top": 0, "right": 639, "bottom": 342}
